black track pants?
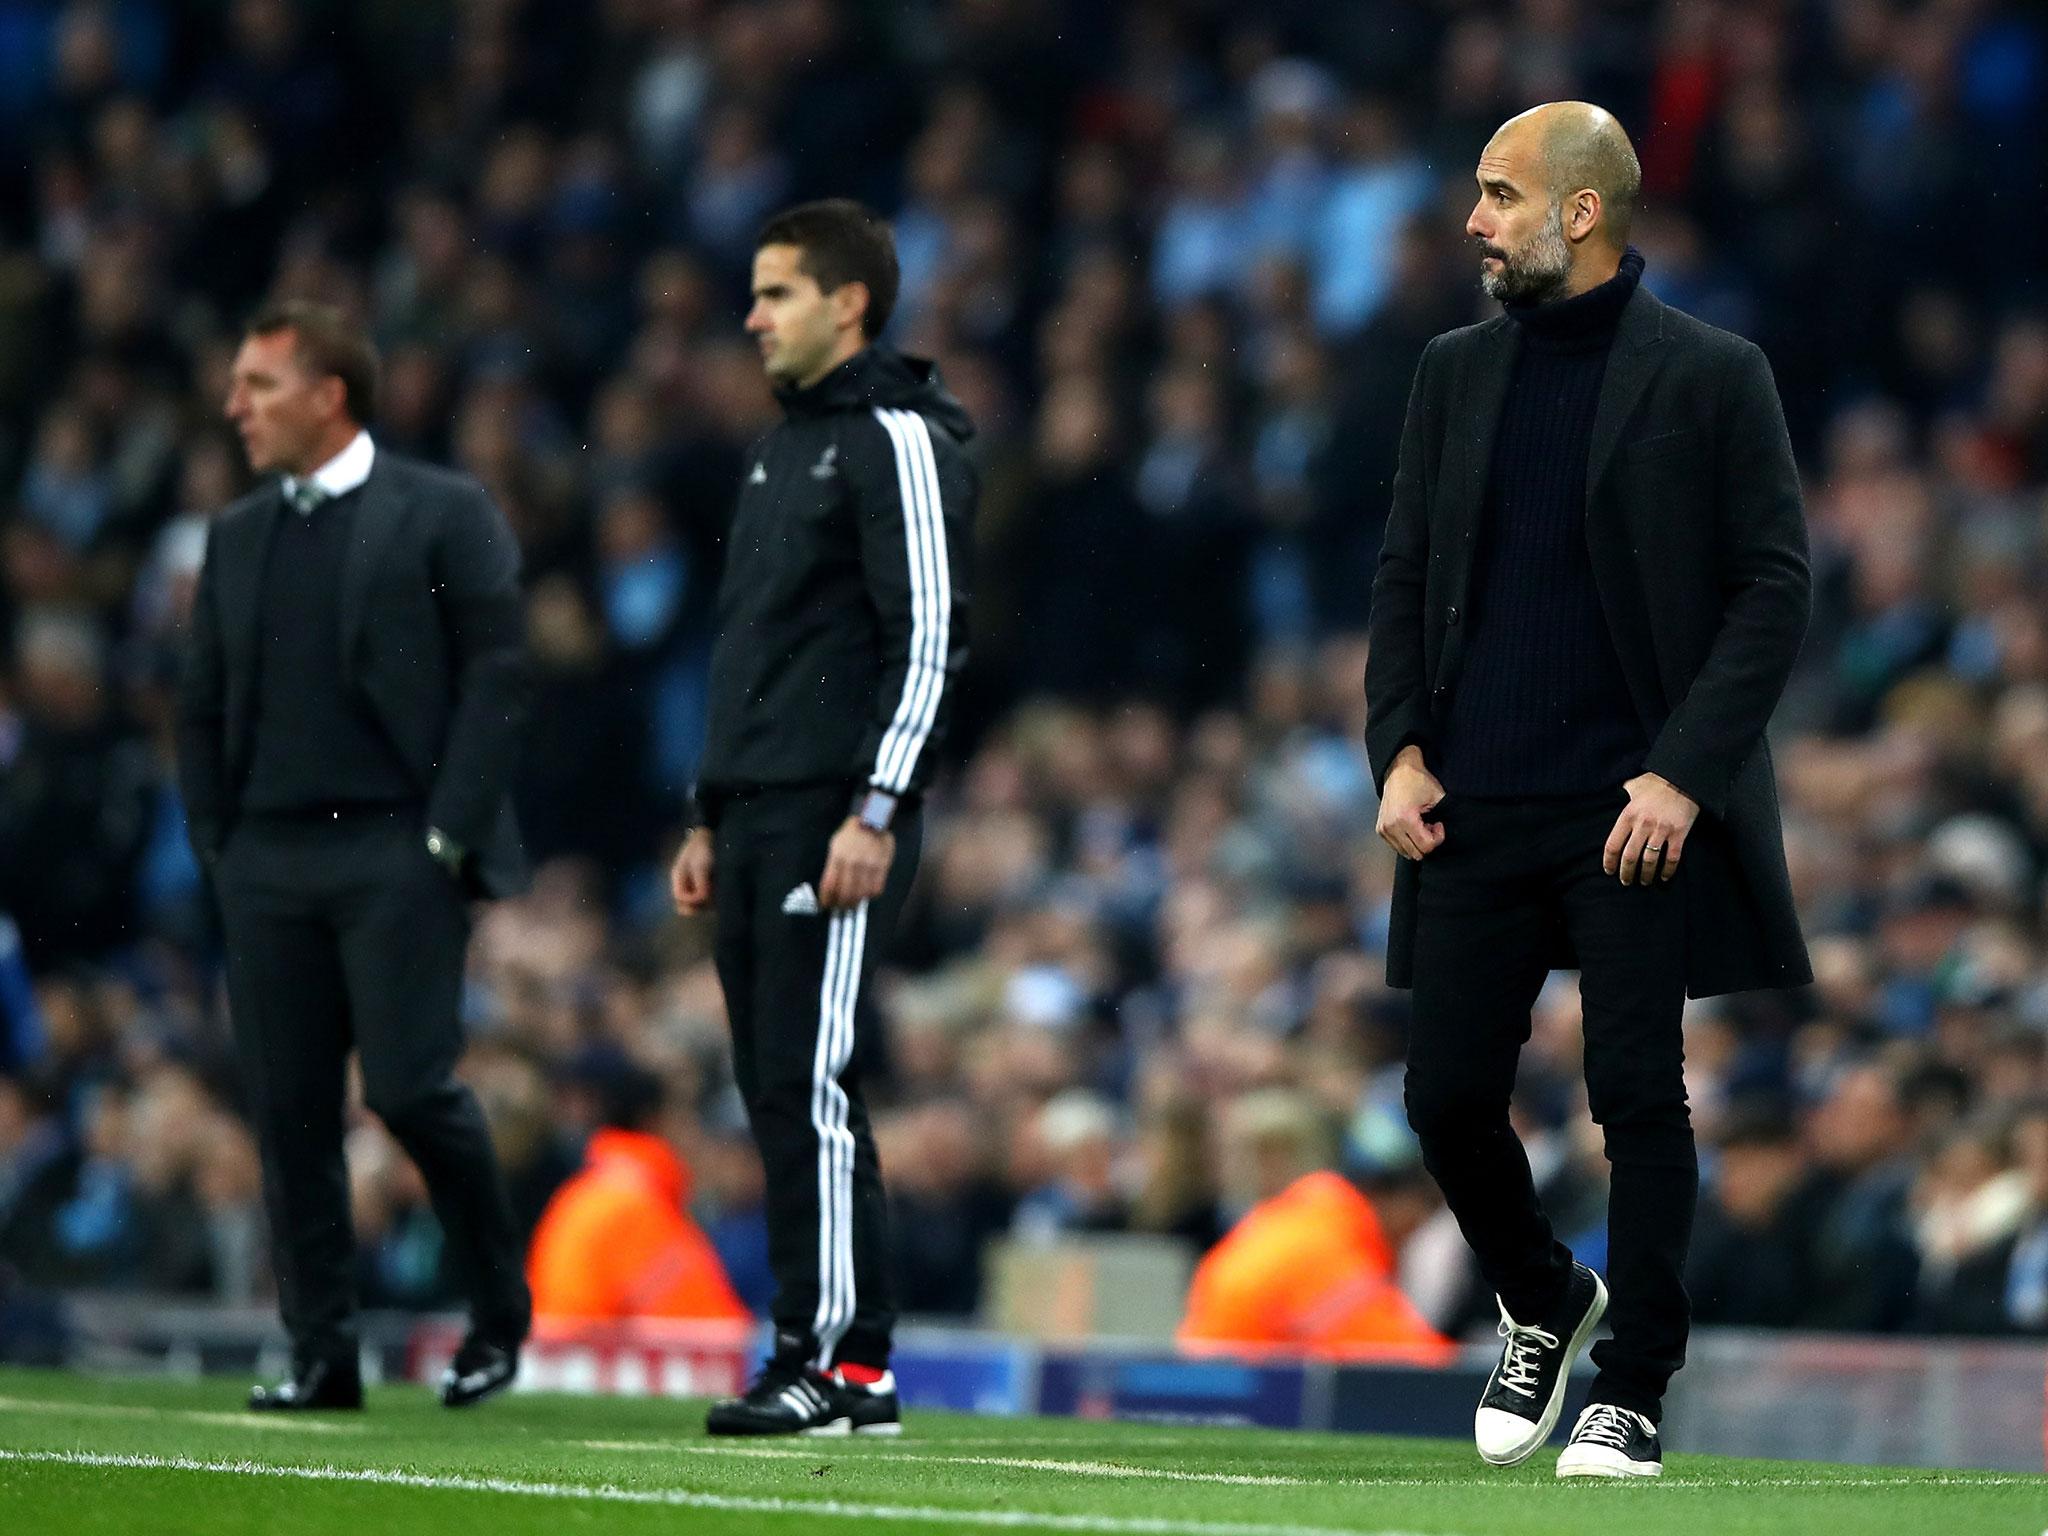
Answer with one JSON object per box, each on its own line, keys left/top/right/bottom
{"left": 712, "top": 785, "right": 920, "bottom": 1370}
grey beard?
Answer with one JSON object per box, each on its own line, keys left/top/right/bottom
{"left": 1480, "top": 202, "right": 1573, "bottom": 305}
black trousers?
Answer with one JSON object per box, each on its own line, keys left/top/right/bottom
{"left": 1404, "top": 788, "right": 1695, "bottom": 1422}
{"left": 712, "top": 785, "right": 919, "bottom": 1371}
{"left": 215, "top": 806, "right": 530, "bottom": 1368}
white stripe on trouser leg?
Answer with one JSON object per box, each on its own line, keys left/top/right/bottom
{"left": 822, "top": 903, "right": 868, "bottom": 1362}
{"left": 810, "top": 905, "right": 868, "bottom": 1366}
{"left": 818, "top": 906, "right": 867, "bottom": 1363}
{"left": 810, "top": 914, "right": 846, "bottom": 1363}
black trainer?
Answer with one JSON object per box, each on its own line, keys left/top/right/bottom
{"left": 824, "top": 1368, "right": 902, "bottom": 1437}
{"left": 440, "top": 1333, "right": 521, "bottom": 1408}
{"left": 706, "top": 1340, "right": 906, "bottom": 1438}
{"left": 707, "top": 1341, "right": 842, "bottom": 1436}
{"left": 1474, "top": 1261, "right": 1608, "bottom": 1467}
{"left": 1556, "top": 1402, "right": 1663, "bottom": 1478}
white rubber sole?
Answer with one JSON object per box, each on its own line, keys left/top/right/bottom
{"left": 801, "top": 1419, "right": 903, "bottom": 1438}
{"left": 1475, "top": 1270, "right": 1611, "bottom": 1468}
{"left": 1557, "top": 1446, "right": 1661, "bottom": 1478}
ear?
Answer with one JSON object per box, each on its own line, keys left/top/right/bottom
{"left": 1569, "top": 189, "right": 1603, "bottom": 244}
{"left": 833, "top": 280, "right": 871, "bottom": 336}
{"left": 317, "top": 373, "right": 351, "bottom": 422}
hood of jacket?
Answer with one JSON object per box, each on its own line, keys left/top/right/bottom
{"left": 776, "top": 344, "right": 975, "bottom": 441}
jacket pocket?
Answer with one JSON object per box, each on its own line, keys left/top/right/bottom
{"left": 1623, "top": 426, "right": 1701, "bottom": 464}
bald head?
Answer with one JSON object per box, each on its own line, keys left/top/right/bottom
{"left": 1468, "top": 101, "right": 1639, "bottom": 303}
{"left": 1493, "top": 101, "right": 1641, "bottom": 249}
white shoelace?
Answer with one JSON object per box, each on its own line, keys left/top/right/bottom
{"left": 1574, "top": 1403, "right": 1654, "bottom": 1450}
{"left": 1495, "top": 1306, "right": 1561, "bottom": 1397}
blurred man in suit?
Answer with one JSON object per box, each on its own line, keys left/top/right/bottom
{"left": 177, "top": 302, "right": 533, "bottom": 1411}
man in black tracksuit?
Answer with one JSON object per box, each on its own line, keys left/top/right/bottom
{"left": 672, "top": 201, "right": 974, "bottom": 1436}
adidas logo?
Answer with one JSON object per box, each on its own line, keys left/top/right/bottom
{"left": 748, "top": 462, "right": 768, "bottom": 485}
{"left": 781, "top": 882, "right": 820, "bottom": 916}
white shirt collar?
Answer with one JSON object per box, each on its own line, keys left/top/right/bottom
{"left": 283, "top": 430, "right": 376, "bottom": 504}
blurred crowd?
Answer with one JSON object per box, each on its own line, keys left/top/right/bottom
{"left": 3, "top": 0, "right": 2048, "bottom": 1348}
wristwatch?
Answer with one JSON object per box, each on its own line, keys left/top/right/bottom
{"left": 852, "top": 788, "right": 898, "bottom": 834}
{"left": 425, "top": 826, "right": 468, "bottom": 875}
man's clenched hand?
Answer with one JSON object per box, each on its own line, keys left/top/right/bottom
{"left": 670, "top": 827, "right": 716, "bottom": 914}
{"left": 819, "top": 818, "right": 893, "bottom": 910}
{"left": 1376, "top": 745, "right": 1447, "bottom": 861}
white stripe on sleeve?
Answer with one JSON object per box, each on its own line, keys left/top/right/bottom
{"left": 869, "top": 408, "right": 951, "bottom": 793}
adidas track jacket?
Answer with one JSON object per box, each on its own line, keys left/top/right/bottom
{"left": 691, "top": 345, "right": 976, "bottom": 824}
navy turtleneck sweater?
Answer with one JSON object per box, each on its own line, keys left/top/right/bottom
{"left": 1439, "top": 246, "right": 1650, "bottom": 798}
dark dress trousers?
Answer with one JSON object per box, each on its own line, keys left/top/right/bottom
{"left": 175, "top": 449, "right": 533, "bottom": 1367}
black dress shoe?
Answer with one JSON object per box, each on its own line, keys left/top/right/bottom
{"left": 248, "top": 1359, "right": 363, "bottom": 1412}
{"left": 440, "top": 1333, "right": 520, "bottom": 1408}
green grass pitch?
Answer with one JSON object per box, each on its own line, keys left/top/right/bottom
{"left": 0, "top": 1365, "right": 2041, "bottom": 1534}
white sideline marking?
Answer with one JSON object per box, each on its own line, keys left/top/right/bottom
{"left": 1654, "top": 1474, "right": 2041, "bottom": 1489}
{"left": 576, "top": 1440, "right": 2043, "bottom": 1492}
{"left": 0, "top": 1448, "right": 1435, "bottom": 1536}
{"left": 922, "top": 1437, "right": 1212, "bottom": 1450}
{"left": 574, "top": 1439, "right": 675, "bottom": 1451}
{"left": 665, "top": 1443, "right": 1310, "bottom": 1486}
{"left": 0, "top": 1394, "right": 362, "bottom": 1434}
{"left": 2, "top": 1396, "right": 2038, "bottom": 1497}
{"left": 580, "top": 1436, "right": 1213, "bottom": 1452}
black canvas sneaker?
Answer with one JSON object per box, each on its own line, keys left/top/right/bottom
{"left": 1556, "top": 1402, "right": 1663, "bottom": 1478}
{"left": 1475, "top": 1262, "right": 1609, "bottom": 1467}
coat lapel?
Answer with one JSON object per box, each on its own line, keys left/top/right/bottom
{"left": 339, "top": 459, "right": 409, "bottom": 680}
{"left": 1439, "top": 315, "right": 1518, "bottom": 555}
{"left": 1583, "top": 286, "right": 1674, "bottom": 730}
{"left": 1584, "top": 285, "right": 1667, "bottom": 513}
{"left": 223, "top": 493, "right": 285, "bottom": 688}
{"left": 1426, "top": 317, "right": 1516, "bottom": 693}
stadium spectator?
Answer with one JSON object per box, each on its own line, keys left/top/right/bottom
{"left": 1797, "top": 1060, "right": 1923, "bottom": 1332}
{"left": 0, "top": 609, "right": 153, "bottom": 971}
{"left": 1685, "top": 1099, "right": 1812, "bottom": 1328}
{"left": 1011, "top": 1090, "right": 1130, "bottom": 1241}
{"left": 875, "top": 1097, "right": 1013, "bottom": 1319}
{"left": 0, "top": 1073, "right": 76, "bottom": 1288}
{"left": 527, "top": 1064, "right": 749, "bottom": 1328}
{"left": 1178, "top": 1089, "right": 1452, "bottom": 1361}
